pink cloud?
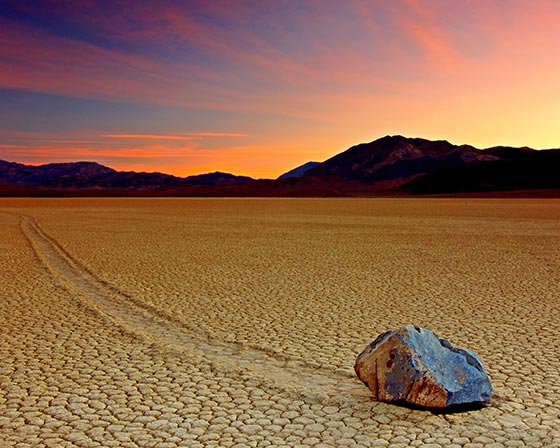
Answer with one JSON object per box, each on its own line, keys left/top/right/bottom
{"left": 0, "top": 17, "right": 249, "bottom": 109}
{"left": 0, "top": 3, "right": 415, "bottom": 118}
{"left": 3, "top": 0, "right": 560, "bottom": 166}
{"left": 401, "top": 21, "right": 462, "bottom": 73}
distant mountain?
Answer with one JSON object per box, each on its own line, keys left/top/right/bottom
{"left": 183, "top": 171, "right": 253, "bottom": 185}
{"left": 0, "top": 160, "right": 116, "bottom": 187}
{"left": 277, "top": 161, "right": 320, "bottom": 180}
{"left": 1, "top": 135, "right": 559, "bottom": 196}
{"left": 484, "top": 146, "right": 537, "bottom": 159}
{"left": 0, "top": 160, "right": 253, "bottom": 190}
{"left": 303, "top": 135, "right": 499, "bottom": 188}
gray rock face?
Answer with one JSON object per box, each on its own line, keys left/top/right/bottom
{"left": 354, "top": 325, "right": 492, "bottom": 408}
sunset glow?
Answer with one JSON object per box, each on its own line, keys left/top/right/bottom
{"left": 2, "top": 0, "right": 560, "bottom": 178}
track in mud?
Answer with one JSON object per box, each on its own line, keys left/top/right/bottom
{"left": 16, "top": 212, "right": 368, "bottom": 404}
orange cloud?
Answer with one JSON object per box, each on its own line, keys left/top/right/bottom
{"left": 187, "top": 132, "right": 248, "bottom": 137}
{"left": 103, "top": 132, "right": 248, "bottom": 140}
{"left": 103, "top": 134, "right": 195, "bottom": 141}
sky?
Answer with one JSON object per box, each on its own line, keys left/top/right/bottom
{"left": 1, "top": 0, "right": 560, "bottom": 178}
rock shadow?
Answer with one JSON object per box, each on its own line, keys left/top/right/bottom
{"left": 389, "top": 399, "right": 490, "bottom": 415}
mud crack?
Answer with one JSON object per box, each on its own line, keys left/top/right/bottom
{"left": 16, "top": 212, "right": 366, "bottom": 404}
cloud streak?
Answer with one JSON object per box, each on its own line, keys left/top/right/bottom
{"left": 103, "top": 132, "right": 248, "bottom": 140}
{"left": 103, "top": 134, "right": 195, "bottom": 141}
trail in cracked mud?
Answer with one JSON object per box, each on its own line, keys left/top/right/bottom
{"left": 18, "top": 212, "right": 366, "bottom": 405}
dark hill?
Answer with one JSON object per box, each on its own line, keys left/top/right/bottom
{"left": 404, "top": 148, "right": 560, "bottom": 194}
{"left": 183, "top": 171, "right": 253, "bottom": 185}
{"left": 0, "top": 160, "right": 253, "bottom": 190}
{"left": 0, "top": 160, "right": 115, "bottom": 187}
{"left": 304, "top": 135, "right": 498, "bottom": 188}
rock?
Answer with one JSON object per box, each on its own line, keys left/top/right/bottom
{"left": 354, "top": 325, "right": 492, "bottom": 408}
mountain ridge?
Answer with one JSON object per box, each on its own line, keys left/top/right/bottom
{"left": 0, "top": 160, "right": 253, "bottom": 189}
{"left": 303, "top": 135, "right": 499, "bottom": 186}
{"left": 1, "top": 135, "right": 559, "bottom": 196}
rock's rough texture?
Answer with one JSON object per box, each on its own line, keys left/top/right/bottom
{"left": 355, "top": 325, "right": 492, "bottom": 408}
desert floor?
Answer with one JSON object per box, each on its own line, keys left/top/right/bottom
{"left": 0, "top": 198, "right": 558, "bottom": 448}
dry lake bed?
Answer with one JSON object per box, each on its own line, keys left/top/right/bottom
{"left": 1, "top": 198, "right": 559, "bottom": 447}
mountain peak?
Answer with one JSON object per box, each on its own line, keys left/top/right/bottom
{"left": 304, "top": 135, "right": 496, "bottom": 185}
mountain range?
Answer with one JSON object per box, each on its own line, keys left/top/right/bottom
{"left": 0, "top": 159, "right": 252, "bottom": 190}
{"left": 1, "top": 135, "right": 559, "bottom": 196}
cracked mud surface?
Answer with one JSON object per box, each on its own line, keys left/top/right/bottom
{"left": 1, "top": 198, "right": 559, "bottom": 447}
